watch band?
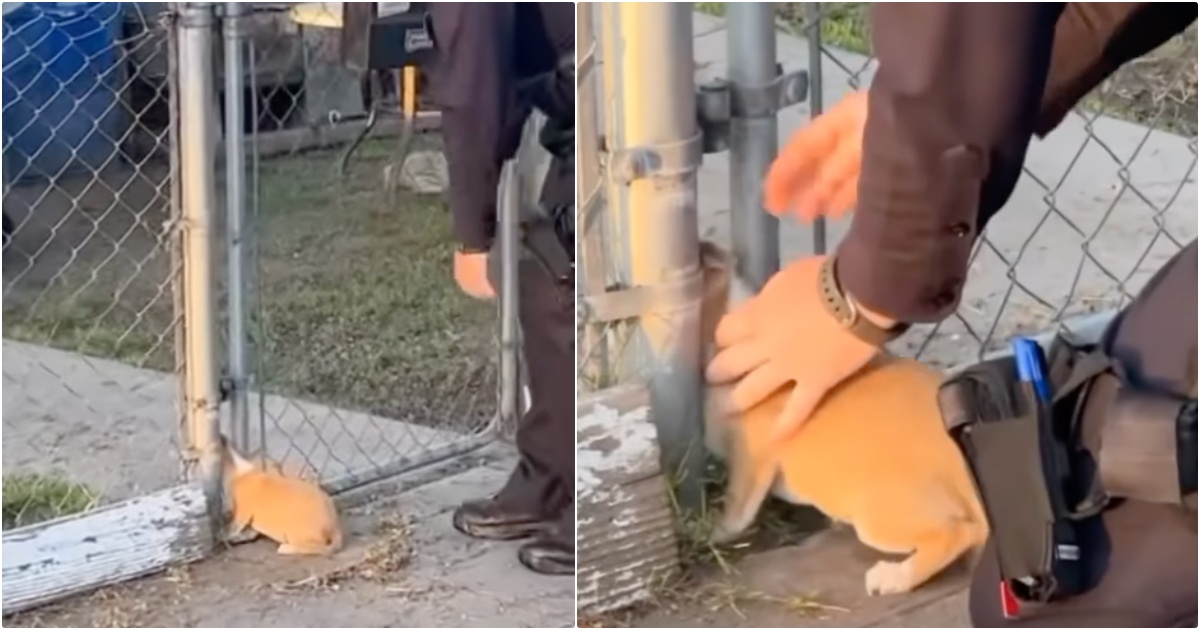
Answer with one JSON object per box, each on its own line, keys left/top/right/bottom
{"left": 457, "top": 243, "right": 490, "bottom": 255}
{"left": 818, "top": 255, "right": 910, "bottom": 347}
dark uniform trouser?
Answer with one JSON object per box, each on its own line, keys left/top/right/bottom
{"left": 970, "top": 240, "right": 1199, "bottom": 628}
{"left": 493, "top": 156, "right": 575, "bottom": 545}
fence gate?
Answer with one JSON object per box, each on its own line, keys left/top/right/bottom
{"left": 217, "top": 2, "right": 513, "bottom": 494}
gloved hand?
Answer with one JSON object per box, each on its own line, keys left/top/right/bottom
{"left": 764, "top": 91, "right": 867, "bottom": 222}
{"left": 454, "top": 249, "right": 496, "bottom": 300}
{"left": 705, "top": 255, "right": 880, "bottom": 438}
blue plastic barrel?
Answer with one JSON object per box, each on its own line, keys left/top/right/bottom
{"left": 2, "top": 2, "right": 126, "bottom": 183}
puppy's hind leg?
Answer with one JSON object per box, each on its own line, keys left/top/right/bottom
{"left": 863, "top": 520, "right": 981, "bottom": 596}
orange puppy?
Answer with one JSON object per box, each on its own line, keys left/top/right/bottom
{"left": 698, "top": 242, "right": 987, "bottom": 596}
{"left": 222, "top": 435, "right": 344, "bottom": 556}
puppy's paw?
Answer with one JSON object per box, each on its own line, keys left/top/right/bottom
{"left": 708, "top": 518, "right": 746, "bottom": 546}
{"left": 865, "top": 560, "right": 915, "bottom": 596}
{"left": 223, "top": 521, "right": 260, "bottom": 545}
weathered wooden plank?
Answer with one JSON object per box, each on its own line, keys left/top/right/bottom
{"left": 2, "top": 483, "right": 214, "bottom": 616}
{"left": 577, "top": 383, "right": 681, "bottom": 617}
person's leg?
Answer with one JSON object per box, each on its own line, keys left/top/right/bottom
{"left": 969, "top": 501, "right": 1197, "bottom": 627}
{"left": 509, "top": 258, "right": 575, "bottom": 574}
{"left": 969, "top": 240, "right": 1198, "bottom": 627}
{"left": 453, "top": 257, "right": 574, "bottom": 547}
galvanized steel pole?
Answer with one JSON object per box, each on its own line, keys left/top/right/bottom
{"left": 177, "top": 2, "right": 223, "bottom": 504}
{"left": 607, "top": 2, "right": 705, "bottom": 509}
{"left": 727, "top": 3, "right": 781, "bottom": 289}
{"left": 805, "top": 3, "right": 827, "bottom": 255}
{"left": 223, "top": 2, "right": 251, "bottom": 454}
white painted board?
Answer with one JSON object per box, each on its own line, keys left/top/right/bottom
{"left": 2, "top": 483, "right": 214, "bottom": 616}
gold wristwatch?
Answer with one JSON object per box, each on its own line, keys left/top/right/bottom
{"left": 818, "top": 255, "right": 910, "bottom": 347}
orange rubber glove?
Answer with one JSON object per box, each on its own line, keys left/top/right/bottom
{"left": 705, "top": 255, "right": 880, "bottom": 438}
{"left": 453, "top": 249, "right": 496, "bottom": 300}
{"left": 764, "top": 91, "right": 868, "bottom": 221}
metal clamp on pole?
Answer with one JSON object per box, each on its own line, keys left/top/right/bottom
{"left": 699, "top": 3, "right": 810, "bottom": 290}
{"left": 580, "top": 271, "right": 705, "bottom": 325}
{"left": 610, "top": 132, "right": 704, "bottom": 184}
{"left": 695, "top": 68, "right": 808, "bottom": 155}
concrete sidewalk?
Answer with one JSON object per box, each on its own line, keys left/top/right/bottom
{"left": 2, "top": 339, "right": 472, "bottom": 502}
{"left": 3, "top": 344, "right": 570, "bottom": 627}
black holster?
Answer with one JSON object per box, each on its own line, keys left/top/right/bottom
{"left": 515, "top": 53, "right": 575, "bottom": 282}
{"left": 940, "top": 331, "right": 1198, "bottom": 616}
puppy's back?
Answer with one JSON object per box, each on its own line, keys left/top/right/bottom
{"left": 229, "top": 465, "right": 342, "bottom": 554}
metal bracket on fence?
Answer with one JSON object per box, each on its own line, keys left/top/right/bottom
{"left": 696, "top": 64, "right": 809, "bottom": 154}
{"left": 580, "top": 269, "right": 703, "bottom": 324}
{"left": 610, "top": 132, "right": 704, "bottom": 184}
{"left": 218, "top": 373, "right": 234, "bottom": 403}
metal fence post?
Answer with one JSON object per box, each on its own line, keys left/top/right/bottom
{"left": 577, "top": 3, "right": 610, "bottom": 389}
{"left": 496, "top": 153, "right": 522, "bottom": 438}
{"left": 727, "top": 3, "right": 781, "bottom": 288}
{"left": 607, "top": 2, "right": 705, "bottom": 510}
{"left": 223, "top": 2, "right": 251, "bottom": 454}
{"left": 804, "top": 3, "right": 827, "bottom": 255}
{"left": 177, "top": 2, "right": 223, "bottom": 502}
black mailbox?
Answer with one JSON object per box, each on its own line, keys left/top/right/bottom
{"left": 340, "top": 2, "right": 436, "bottom": 72}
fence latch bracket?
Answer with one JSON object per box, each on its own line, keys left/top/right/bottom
{"left": 696, "top": 64, "right": 809, "bottom": 154}
{"left": 609, "top": 133, "right": 704, "bottom": 185}
{"left": 580, "top": 268, "right": 704, "bottom": 324}
{"left": 218, "top": 373, "right": 235, "bottom": 403}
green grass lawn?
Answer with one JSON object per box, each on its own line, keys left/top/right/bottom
{"left": 2, "top": 474, "right": 97, "bottom": 529}
{"left": 3, "top": 134, "right": 496, "bottom": 430}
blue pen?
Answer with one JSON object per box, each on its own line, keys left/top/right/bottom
{"left": 1012, "top": 337, "right": 1052, "bottom": 403}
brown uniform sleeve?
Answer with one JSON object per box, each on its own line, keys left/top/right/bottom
{"left": 1036, "top": 3, "right": 1197, "bottom": 136}
{"left": 838, "top": 3, "right": 1197, "bottom": 325}
{"left": 835, "top": 3, "right": 1063, "bottom": 324}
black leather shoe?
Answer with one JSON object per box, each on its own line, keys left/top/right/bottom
{"left": 452, "top": 498, "right": 549, "bottom": 541}
{"left": 517, "top": 537, "right": 575, "bottom": 575}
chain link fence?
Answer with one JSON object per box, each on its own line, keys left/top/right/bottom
{"left": 2, "top": 3, "right": 184, "bottom": 530}
{"left": 220, "top": 4, "right": 497, "bottom": 491}
{"left": 578, "top": 2, "right": 1197, "bottom": 505}
{"left": 778, "top": 2, "right": 1198, "bottom": 369}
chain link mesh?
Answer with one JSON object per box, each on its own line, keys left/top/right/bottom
{"left": 229, "top": 5, "right": 496, "bottom": 490}
{"left": 778, "top": 2, "right": 1197, "bottom": 368}
{"left": 3, "top": 3, "right": 183, "bottom": 528}
{"left": 580, "top": 3, "right": 1198, "bottom": 396}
